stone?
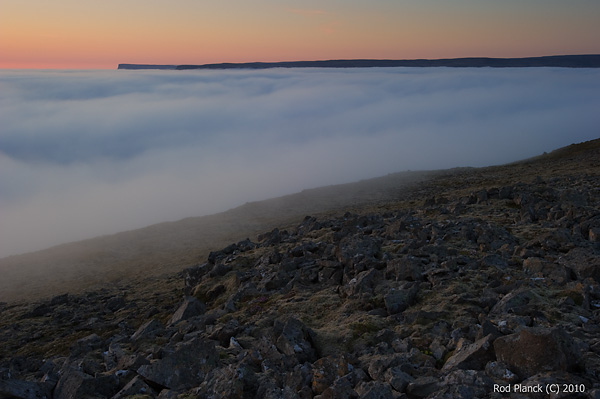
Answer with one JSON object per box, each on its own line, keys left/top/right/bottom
{"left": 137, "top": 337, "right": 219, "bottom": 390}
{"left": 111, "top": 375, "right": 155, "bottom": 399}
{"left": 384, "top": 366, "right": 414, "bottom": 392}
{"left": 493, "top": 327, "right": 582, "bottom": 378}
{"left": 275, "top": 317, "right": 317, "bottom": 363}
{"left": 131, "top": 318, "right": 164, "bottom": 341}
{"left": 168, "top": 296, "right": 206, "bottom": 326}
{"left": 442, "top": 334, "right": 495, "bottom": 372}
{"left": 383, "top": 284, "right": 418, "bottom": 315}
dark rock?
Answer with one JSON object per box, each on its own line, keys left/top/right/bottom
{"left": 111, "top": 375, "right": 156, "bottom": 399}
{"left": 275, "top": 317, "right": 317, "bottom": 363}
{"left": 106, "top": 296, "right": 126, "bottom": 312}
{"left": 493, "top": 327, "right": 583, "bottom": 378}
{"left": 384, "top": 366, "right": 414, "bottom": 392}
{"left": 182, "top": 263, "right": 210, "bottom": 293}
{"left": 383, "top": 284, "right": 418, "bottom": 315}
{"left": 131, "top": 318, "right": 165, "bottom": 341}
{"left": 442, "top": 334, "right": 496, "bottom": 372}
{"left": 342, "top": 269, "right": 381, "bottom": 297}
{"left": 137, "top": 337, "right": 219, "bottom": 390}
{"left": 168, "top": 296, "right": 206, "bottom": 326}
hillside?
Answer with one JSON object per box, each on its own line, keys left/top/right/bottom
{"left": 0, "top": 170, "right": 437, "bottom": 303}
{"left": 0, "top": 138, "right": 599, "bottom": 398}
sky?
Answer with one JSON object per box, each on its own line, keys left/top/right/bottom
{"left": 1, "top": 0, "right": 600, "bottom": 69}
{"left": 1, "top": 67, "right": 600, "bottom": 257}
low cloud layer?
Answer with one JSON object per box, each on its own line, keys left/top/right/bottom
{"left": 1, "top": 67, "right": 599, "bottom": 257}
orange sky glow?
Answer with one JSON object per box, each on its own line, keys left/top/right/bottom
{"left": 1, "top": 0, "right": 599, "bottom": 69}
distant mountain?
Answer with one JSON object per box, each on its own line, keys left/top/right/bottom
{"left": 118, "top": 55, "right": 600, "bottom": 70}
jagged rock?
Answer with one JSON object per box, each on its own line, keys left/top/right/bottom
{"left": 342, "top": 269, "right": 381, "bottom": 297}
{"left": 493, "top": 327, "right": 583, "bottom": 378}
{"left": 111, "top": 375, "right": 156, "bottom": 399}
{"left": 275, "top": 317, "right": 317, "bottom": 363}
{"left": 384, "top": 366, "right": 414, "bottom": 392}
{"left": 131, "top": 318, "right": 165, "bottom": 341}
{"left": 442, "top": 334, "right": 495, "bottom": 372}
{"left": 137, "top": 337, "right": 219, "bottom": 390}
{"left": 182, "top": 263, "right": 211, "bottom": 293}
{"left": 168, "top": 296, "right": 206, "bottom": 326}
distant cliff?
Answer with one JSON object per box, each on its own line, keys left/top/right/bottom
{"left": 118, "top": 55, "right": 600, "bottom": 70}
{"left": 118, "top": 64, "right": 176, "bottom": 70}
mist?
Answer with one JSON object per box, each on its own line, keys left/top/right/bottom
{"left": 1, "top": 67, "right": 599, "bottom": 258}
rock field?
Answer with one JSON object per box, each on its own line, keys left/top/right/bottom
{"left": 1, "top": 139, "right": 600, "bottom": 398}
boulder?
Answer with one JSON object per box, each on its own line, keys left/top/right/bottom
{"left": 493, "top": 327, "right": 582, "bottom": 378}
{"left": 131, "top": 318, "right": 164, "bottom": 341}
{"left": 168, "top": 296, "right": 206, "bottom": 326}
{"left": 111, "top": 375, "right": 156, "bottom": 399}
{"left": 137, "top": 338, "right": 219, "bottom": 390}
{"left": 383, "top": 284, "right": 418, "bottom": 315}
{"left": 442, "top": 334, "right": 495, "bottom": 372}
{"left": 275, "top": 317, "right": 317, "bottom": 363}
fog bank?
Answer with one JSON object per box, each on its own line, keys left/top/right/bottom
{"left": 1, "top": 67, "right": 599, "bottom": 257}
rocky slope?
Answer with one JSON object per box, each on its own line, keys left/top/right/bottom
{"left": 1, "top": 139, "right": 600, "bottom": 398}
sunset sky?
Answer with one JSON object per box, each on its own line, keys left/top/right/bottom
{"left": 2, "top": 0, "right": 599, "bottom": 69}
